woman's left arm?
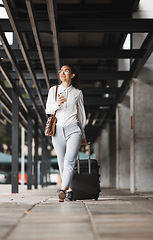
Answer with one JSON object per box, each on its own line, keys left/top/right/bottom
{"left": 77, "top": 91, "right": 88, "bottom": 145}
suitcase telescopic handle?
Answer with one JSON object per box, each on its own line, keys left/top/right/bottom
{"left": 77, "top": 142, "right": 91, "bottom": 174}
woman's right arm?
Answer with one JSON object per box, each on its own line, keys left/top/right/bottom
{"left": 45, "top": 87, "right": 60, "bottom": 114}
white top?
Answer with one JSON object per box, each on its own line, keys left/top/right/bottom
{"left": 45, "top": 84, "right": 86, "bottom": 138}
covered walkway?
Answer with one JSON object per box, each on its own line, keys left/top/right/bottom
{"left": 0, "top": 185, "right": 153, "bottom": 240}
{"left": 1, "top": 0, "right": 153, "bottom": 194}
{"left": 1, "top": 1, "right": 153, "bottom": 239}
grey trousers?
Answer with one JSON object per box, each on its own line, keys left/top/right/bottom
{"left": 52, "top": 123, "right": 82, "bottom": 188}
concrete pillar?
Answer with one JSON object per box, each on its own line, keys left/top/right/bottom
{"left": 100, "top": 123, "right": 109, "bottom": 187}
{"left": 93, "top": 121, "right": 116, "bottom": 188}
{"left": 109, "top": 120, "right": 116, "bottom": 188}
{"left": 41, "top": 136, "right": 48, "bottom": 187}
{"left": 41, "top": 136, "right": 45, "bottom": 188}
{"left": 130, "top": 76, "right": 153, "bottom": 192}
{"left": 27, "top": 116, "right": 32, "bottom": 190}
{"left": 116, "top": 94, "right": 130, "bottom": 189}
{"left": 21, "top": 127, "right": 25, "bottom": 186}
{"left": 116, "top": 26, "right": 131, "bottom": 190}
{"left": 129, "top": 0, "right": 153, "bottom": 192}
{"left": 11, "top": 89, "right": 19, "bottom": 193}
{"left": 34, "top": 120, "right": 38, "bottom": 189}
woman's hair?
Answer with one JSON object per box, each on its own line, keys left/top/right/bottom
{"left": 61, "top": 64, "right": 80, "bottom": 89}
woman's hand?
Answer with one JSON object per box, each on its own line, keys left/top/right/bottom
{"left": 81, "top": 138, "right": 88, "bottom": 145}
{"left": 58, "top": 94, "right": 67, "bottom": 106}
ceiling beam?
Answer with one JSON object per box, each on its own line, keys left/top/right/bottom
{"left": 0, "top": 59, "right": 27, "bottom": 113}
{"left": 117, "top": 33, "right": 153, "bottom": 103}
{"left": 25, "top": 0, "right": 50, "bottom": 90}
{"left": 0, "top": 49, "right": 54, "bottom": 60}
{"left": 130, "top": 33, "right": 153, "bottom": 78}
{"left": 80, "top": 71, "right": 131, "bottom": 81}
{"left": 61, "top": 48, "right": 146, "bottom": 59}
{"left": 22, "top": 96, "right": 117, "bottom": 107}
{"left": 2, "top": 0, "right": 46, "bottom": 113}
{"left": 0, "top": 79, "right": 12, "bottom": 104}
{"left": 82, "top": 87, "right": 122, "bottom": 95}
{"left": 0, "top": 71, "right": 57, "bottom": 81}
{"left": 1, "top": 70, "right": 131, "bottom": 81}
{"left": 84, "top": 97, "right": 117, "bottom": 106}
{"left": 0, "top": 110, "right": 12, "bottom": 124}
{"left": 0, "top": 19, "right": 50, "bottom": 32}
{"left": 0, "top": 79, "right": 28, "bottom": 124}
{"left": 1, "top": 18, "right": 153, "bottom": 33}
{"left": 17, "top": 87, "right": 121, "bottom": 96}
{"left": 85, "top": 106, "right": 110, "bottom": 112}
{"left": 46, "top": 0, "right": 60, "bottom": 82}
{"left": 58, "top": 18, "right": 153, "bottom": 33}
{"left": 0, "top": 93, "right": 27, "bottom": 127}
{"left": 0, "top": 26, "right": 45, "bottom": 126}
{"left": 57, "top": 3, "right": 138, "bottom": 13}
{"left": 0, "top": 48, "right": 145, "bottom": 60}
{"left": 0, "top": 94, "right": 12, "bottom": 116}
{"left": 0, "top": 98, "right": 27, "bottom": 128}
{"left": 0, "top": 63, "right": 28, "bottom": 125}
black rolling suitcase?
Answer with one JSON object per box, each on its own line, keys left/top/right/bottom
{"left": 71, "top": 143, "right": 101, "bottom": 200}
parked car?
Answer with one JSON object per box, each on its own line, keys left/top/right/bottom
{"left": 0, "top": 171, "right": 9, "bottom": 184}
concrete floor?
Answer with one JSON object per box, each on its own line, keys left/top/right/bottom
{"left": 0, "top": 185, "right": 153, "bottom": 240}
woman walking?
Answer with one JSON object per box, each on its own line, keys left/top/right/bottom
{"left": 45, "top": 64, "right": 87, "bottom": 202}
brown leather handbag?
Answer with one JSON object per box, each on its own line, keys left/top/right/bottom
{"left": 44, "top": 85, "right": 58, "bottom": 136}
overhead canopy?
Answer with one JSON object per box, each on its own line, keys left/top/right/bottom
{"left": 0, "top": 0, "right": 153, "bottom": 143}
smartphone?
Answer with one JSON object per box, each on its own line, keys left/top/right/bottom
{"left": 59, "top": 91, "right": 66, "bottom": 98}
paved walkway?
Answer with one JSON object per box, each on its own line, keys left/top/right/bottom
{"left": 0, "top": 185, "right": 153, "bottom": 240}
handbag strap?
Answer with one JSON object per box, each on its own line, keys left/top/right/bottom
{"left": 52, "top": 85, "right": 58, "bottom": 116}
{"left": 55, "top": 84, "right": 58, "bottom": 102}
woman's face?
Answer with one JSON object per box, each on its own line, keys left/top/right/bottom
{"left": 58, "top": 65, "right": 75, "bottom": 83}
